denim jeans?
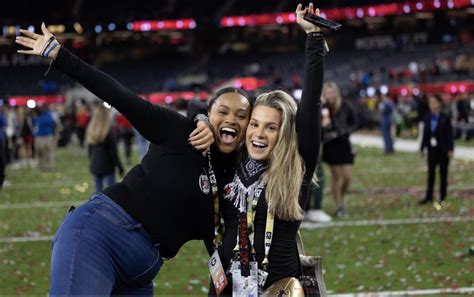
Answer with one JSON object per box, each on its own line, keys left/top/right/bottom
{"left": 50, "top": 193, "right": 162, "bottom": 296}
{"left": 380, "top": 120, "right": 394, "bottom": 153}
{"left": 93, "top": 173, "right": 116, "bottom": 193}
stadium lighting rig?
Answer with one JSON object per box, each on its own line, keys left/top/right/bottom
{"left": 219, "top": 0, "right": 473, "bottom": 27}
{"left": 2, "top": 0, "right": 472, "bottom": 37}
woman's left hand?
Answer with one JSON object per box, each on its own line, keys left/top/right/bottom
{"left": 296, "top": 3, "right": 322, "bottom": 34}
{"left": 189, "top": 120, "right": 215, "bottom": 152}
{"left": 15, "top": 23, "right": 60, "bottom": 60}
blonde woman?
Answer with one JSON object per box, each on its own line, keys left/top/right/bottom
{"left": 321, "top": 81, "right": 358, "bottom": 217}
{"left": 209, "top": 4, "right": 326, "bottom": 294}
{"left": 85, "top": 105, "right": 124, "bottom": 192}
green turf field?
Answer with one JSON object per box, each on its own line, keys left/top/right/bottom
{"left": 0, "top": 145, "right": 472, "bottom": 296}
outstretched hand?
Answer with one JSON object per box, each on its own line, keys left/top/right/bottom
{"left": 296, "top": 3, "right": 322, "bottom": 34}
{"left": 15, "top": 22, "right": 60, "bottom": 60}
{"left": 189, "top": 120, "right": 215, "bottom": 152}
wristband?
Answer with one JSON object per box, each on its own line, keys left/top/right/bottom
{"left": 194, "top": 114, "right": 209, "bottom": 123}
{"left": 308, "top": 32, "right": 324, "bottom": 38}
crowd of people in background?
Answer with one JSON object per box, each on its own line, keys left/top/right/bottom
{"left": 0, "top": 97, "right": 167, "bottom": 190}
{"left": 0, "top": 87, "right": 472, "bottom": 218}
{"left": 348, "top": 50, "right": 474, "bottom": 89}
{"left": 354, "top": 91, "right": 473, "bottom": 142}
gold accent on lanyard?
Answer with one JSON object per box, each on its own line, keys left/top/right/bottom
{"left": 233, "top": 187, "right": 275, "bottom": 274}
{"left": 206, "top": 149, "right": 224, "bottom": 249}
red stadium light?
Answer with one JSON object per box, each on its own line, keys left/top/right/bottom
{"left": 388, "top": 81, "right": 474, "bottom": 98}
{"left": 130, "top": 19, "right": 197, "bottom": 31}
{"left": 7, "top": 95, "right": 65, "bottom": 106}
{"left": 148, "top": 91, "right": 209, "bottom": 104}
{"left": 219, "top": 0, "right": 473, "bottom": 27}
{"left": 232, "top": 77, "right": 268, "bottom": 91}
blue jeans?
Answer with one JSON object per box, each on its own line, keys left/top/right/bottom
{"left": 50, "top": 193, "right": 162, "bottom": 296}
{"left": 93, "top": 173, "right": 116, "bottom": 193}
{"left": 380, "top": 120, "right": 394, "bottom": 153}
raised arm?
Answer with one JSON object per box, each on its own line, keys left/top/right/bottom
{"left": 295, "top": 4, "right": 326, "bottom": 176}
{"left": 15, "top": 24, "right": 185, "bottom": 144}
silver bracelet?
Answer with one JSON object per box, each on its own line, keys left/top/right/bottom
{"left": 194, "top": 114, "right": 209, "bottom": 123}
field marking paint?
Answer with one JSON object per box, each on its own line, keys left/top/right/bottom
{"left": 330, "top": 287, "right": 474, "bottom": 296}
{"left": 2, "top": 216, "right": 472, "bottom": 243}
{"left": 0, "top": 235, "right": 53, "bottom": 243}
{"left": 301, "top": 216, "right": 474, "bottom": 229}
{"left": 351, "top": 133, "right": 474, "bottom": 161}
{"left": 0, "top": 201, "right": 84, "bottom": 210}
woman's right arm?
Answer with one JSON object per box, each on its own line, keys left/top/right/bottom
{"left": 16, "top": 24, "right": 180, "bottom": 144}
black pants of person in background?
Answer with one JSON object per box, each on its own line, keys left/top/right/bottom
{"left": 0, "top": 140, "right": 6, "bottom": 189}
{"left": 120, "top": 129, "right": 134, "bottom": 164}
{"left": 425, "top": 149, "right": 450, "bottom": 201}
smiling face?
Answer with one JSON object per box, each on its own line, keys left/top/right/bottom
{"left": 246, "top": 105, "right": 281, "bottom": 161}
{"left": 208, "top": 92, "right": 251, "bottom": 153}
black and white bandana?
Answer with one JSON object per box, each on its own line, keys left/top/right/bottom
{"left": 224, "top": 154, "right": 268, "bottom": 212}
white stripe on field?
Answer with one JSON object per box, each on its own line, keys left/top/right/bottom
{"left": 351, "top": 133, "right": 474, "bottom": 161}
{"left": 330, "top": 287, "right": 474, "bottom": 296}
{"left": 3, "top": 180, "right": 93, "bottom": 190}
{"left": 301, "top": 216, "right": 474, "bottom": 229}
{"left": 2, "top": 216, "right": 472, "bottom": 243}
{"left": 0, "top": 201, "right": 84, "bottom": 210}
{"left": 0, "top": 235, "right": 52, "bottom": 243}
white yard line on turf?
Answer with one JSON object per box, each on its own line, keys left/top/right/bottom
{"left": 301, "top": 216, "right": 474, "bottom": 229}
{"left": 330, "top": 287, "right": 474, "bottom": 296}
{"left": 351, "top": 133, "right": 474, "bottom": 161}
{"left": 0, "top": 201, "right": 84, "bottom": 210}
{"left": 2, "top": 216, "right": 472, "bottom": 243}
{"left": 0, "top": 235, "right": 53, "bottom": 243}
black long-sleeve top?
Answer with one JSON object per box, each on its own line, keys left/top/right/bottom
{"left": 88, "top": 131, "right": 123, "bottom": 176}
{"left": 215, "top": 33, "right": 325, "bottom": 293}
{"left": 322, "top": 100, "right": 358, "bottom": 141}
{"left": 53, "top": 47, "right": 238, "bottom": 259}
{"left": 420, "top": 112, "right": 454, "bottom": 154}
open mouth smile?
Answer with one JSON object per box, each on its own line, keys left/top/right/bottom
{"left": 219, "top": 127, "right": 238, "bottom": 144}
{"left": 251, "top": 140, "right": 268, "bottom": 149}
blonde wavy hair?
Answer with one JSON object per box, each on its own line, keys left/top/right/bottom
{"left": 254, "top": 90, "right": 305, "bottom": 221}
{"left": 323, "top": 81, "right": 342, "bottom": 113}
{"left": 85, "top": 105, "right": 112, "bottom": 145}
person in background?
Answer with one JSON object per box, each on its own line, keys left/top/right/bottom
{"left": 173, "top": 98, "right": 188, "bottom": 117}
{"left": 419, "top": 94, "right": 454, "bottom": 207}
{"left": 416, "top": 93, "right": 430, "bottom": 146}
{"left": 0, "top": 108, "right": 7, "bottom": 189}
{"left": 115, "top": 112, "right": 134, "bottom": 165}
{"left": 321, "top": 81, "right": 358, "bottom": 218}
{"left": 75, "top": 103, "right": 90, "bottom": 147}
{"left": 305, "top": 160, "right": 332, "bottom": 222}
{"left": 33, "top": 104, "right": 56, "bottom": 171}
{"left": 379, "top": 94, "right": 395, "bottom": 154}
{"left": 305, "top": 93, "right": 331, "bottom": 223}
{"left": 86, "top": 105, "right": 124, "bottom": 192}
{"left": 19, "top": 107, "right": 35, "bottom": 167}
{"left": 5, "top": 105, "right": 19, "bottom": 164}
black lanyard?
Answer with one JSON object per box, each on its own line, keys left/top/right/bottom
{"left": 233, "top": 180, "right": 275, "bottom": 273}
{"left": 206, "top": 149, "right": 224, "bottom": 248}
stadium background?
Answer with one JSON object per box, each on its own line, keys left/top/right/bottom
{"left": 0, "top": 0, "right": 473, "bottom": 296}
